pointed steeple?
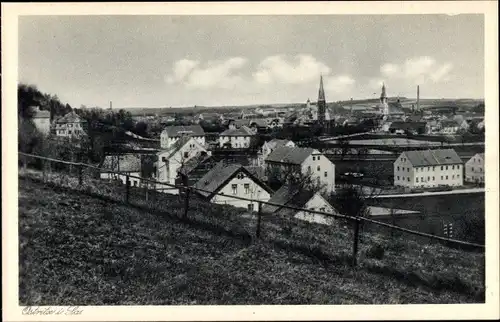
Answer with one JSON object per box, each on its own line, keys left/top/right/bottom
{"left": 318, "top": 75, "right": 326, "bottom": 102}
{"left": 381, "top": 82, "right": 387, "bottom": 100}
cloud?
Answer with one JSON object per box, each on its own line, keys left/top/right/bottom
{"left": 165, "top": 57, "right": 248, "bottom": 90}
{"left": 378, "top": 56, "right": 453, "bottom": 85}
{"left": 253, "top": 54, "right": 331, "bottom": 85}
{"left": 324, "top": 75, "right": 355, "bottom": 93}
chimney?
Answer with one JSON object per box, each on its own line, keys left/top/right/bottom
{"left": 416, "top": 85, "right": 420, "bottom": 111}
{"left": 109, "top": 101, "right": 112, "bottom": 110}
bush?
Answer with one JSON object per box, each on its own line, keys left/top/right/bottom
{"left": 366, "top": 244, "right": 385, "bottom": 260}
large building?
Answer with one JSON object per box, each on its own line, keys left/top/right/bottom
{"left": 393, "top": 149, "right": 463, "bottom": 188}
{"left": 54, "top": 111, "right": 87, "bottom": 138}
{"left": 265, "top": 146, "right": 336, "bottom": 193}
{"left": 465, "top": 153, "right": 485, "bottom": 183}
{"left": 160, "top": 125, "right": 205, "bottom": 149}
{"left": 219, "top": 125, "right": 255, "bottom": 149}
{"left": 30, "top": 106, "right": 51, "bottom": 136}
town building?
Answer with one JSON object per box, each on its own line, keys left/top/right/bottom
{"left": 219, "top": 125, "right": 255, "bottom": 149}
{"left": 160, "top": 125, "right": 205, "bottom": 149}
{"left": 257, "top": 139, "right": 296, "bottom": 166}
{"left": 465, "top": 153, "right": 485, "bottom": 183}
{"left": 265, "top": 146, "right": 336, "bottom": 193}
{"left": 100, "top": 154, "right": 142, "bottom": 187}
{"left": 262, "top": 184, "right": 338, "bottom": 226}
{"left": 30, "top": 106, "right": 51, "bottom": 136}
{"left": 54, "top": 111, "right": 87, "bottom": 138}
{"left": 193, "top": 161, "right": 273, "bottom": 211}
{"left": 388, "top": 121, "right": 427, "bottom": 135}
{"left": 317, "top": 75, "right": 327, "bottom": 126}
{"left": 156, "top": 136, "right": 208, "bottom": 194}
{"left": 393, "top": 149, "right": 463, "bottom": 188}
{"left": 439, "top": 120, "right": 460, "bottom": 134}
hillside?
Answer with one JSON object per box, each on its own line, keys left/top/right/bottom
{"left": 19, "top": 174, "right": 485, "bottom": 305}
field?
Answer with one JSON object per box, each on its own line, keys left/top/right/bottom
{"left": 19, "top": 174, "right": 485, "bottom": 305}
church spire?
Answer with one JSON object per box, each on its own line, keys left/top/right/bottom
{"left": 381, "top": 82, "right": 387, "bottom": 100}
{"left": 318, "top": 75, "right": 326, "bottom": 102}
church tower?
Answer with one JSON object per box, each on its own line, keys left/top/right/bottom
{"left": 317, "top": 75, "right": 326, "bottom": 126}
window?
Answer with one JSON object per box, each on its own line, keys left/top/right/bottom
{"left": 433, "top": 166, "right": 436, "bottom": 171}
{"left": 407, "top": 168, "right": 410, "bottom": 172}
{"left": 397, "top": 176, "right": 400, "bottom": 180}
{"left": 421, "top": 177, "right": 424, "bottom": 182}
{"left": 446, "top": 175, "right": 448, "bottom": 180}
{"left": 308, "top": 166, "right": 311, "bottom": 172}
{"left": 441, "top": 166, "right": 443, "bottom": 170}
{"left": 407, "top": 177, "right": 410, "bottom": 182}
{"left": 432, "top": 176, "right": 435, "bottom": 181}
{"left": 320, "top": 207, "right": 326, "bottom": 212}
{"left": 441, "top": 176, "right": 443, "bottom": 180}
{"left": 479, "top": 167, "right": 482, "bottom": 172}
{"left": 415, "top": 168, "right": 418, "bottom": 172}
{"left": 317, "top": 166, "right": 320, "bottom": 171}
{"left": 452, "top": 175, "right": 455, "bottom": 179}
{"left": 244, "top": 183, "right": 250, "bottom": 194}
{"left": 247, "top": 204, "right": 254, "bottom": 211}
{"left": 427, "top": 176, "right": 430, "bottom": 181}
{"left": 184, "top": 152, "right": 189, "bottom": 158}
{"left": 68, "top": 130, "right": 72, "bottom": 135}
{"left": 397, "top": 166, "right": 400, "bottom": 171}
{"left": 324, "top": 171, "right": 328, "bottom": 177}
{"left": 416, "top": 178, "right": 419, "bottom": 183}
{"left": 445, "top": 165, "right": 448, "bottom": 170}
{"left": 231, "top": 184, "right": 237, "bottom": 195}
{"left": 133, "top": 181, "right": 137, "bottom": 187}
{"left": 312, "top": 156, "right": 316, "bottom": 161}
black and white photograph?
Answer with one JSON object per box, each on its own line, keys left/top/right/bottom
{"left": 3, "top": 1, "right": 499, "bottom": 321}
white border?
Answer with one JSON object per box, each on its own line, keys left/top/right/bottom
{"left": 2, "top": 2, "right": 499, "bottom": 321}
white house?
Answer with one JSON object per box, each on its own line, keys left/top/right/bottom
{"left": 160, "top": 125, "right": 205, "bottom": 149}
{"left": 465, "top": 153, "right": 485, "bottom": 183}
{"left": 193, "top": 161, "right": 273, "bottom": 211}
{"left": 54, "top": 111, "right": 87, "bottom": 138}
{"left": 257, "top": 139, "right": 296, "bottom": 166}
{"left": 439, "top": 120, "right": 460, "bottom": 134}
{"left": 156, "top": 136, "right": 208, "bottom": 194}
{"left": 30, "top": 106, "right": 51, "bottom": 136}
{"left": 393, "top": 149, "right": 463, "bottom": 188}
{"left": 219, "top": 125, "right": 255, "bottom": 149}
{"left": 262, "top": 184, "right": 339, "bottom": 226}
{"left": 100, "top": 154, "right": 142, "bottom": 187}
{"left": 265, "top": 146, "right": 336, "bottom": 193}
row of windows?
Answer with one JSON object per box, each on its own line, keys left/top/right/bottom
{"left": 470, "top": 167, "right": 483, "bottom": 172}
{"left": 312, "top": 155, "right": 321, "bottom": 161}
{"left": 57, "top": 130, "right": 82, "bottom": 135}
{"left": 232, "top": 183, "right": 251, "bottom": 195}
{"left": 396, "top": 174, "right": 461, "bottom": 182}
{"left": 306, "top": 165, "right": 329, "bottom": 177}
{"left": 397, "top": 164, "right": 462, "bottom": 172}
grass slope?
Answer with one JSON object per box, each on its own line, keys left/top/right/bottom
{"left": 19, "top": 175, "right": 485, "bottom": 305}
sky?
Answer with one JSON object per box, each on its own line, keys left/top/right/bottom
{"left": 18, "top": 14, "right": 484, "bottom": 109}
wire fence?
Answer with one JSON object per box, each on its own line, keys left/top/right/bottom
{"left": 18, "top": 152, "right": 485, "bottom": 269}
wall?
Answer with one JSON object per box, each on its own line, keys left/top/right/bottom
{"left": 100, "top": 171, "right": 141, "bottom": 186}
{"left": 219, "top": 135, "right": 252, "bottom": 148}
{"left": 33, "top": 118, "right": 51, "bottom": 136}
{"left": 160, "top": 133, "right": 205, "bottom": 149}
{"left": 465, "top": 154, "right": 484, "bottom": 183}
{"left": 55, "top": 122, "right": 86, "bottom": 138}
{"left": 413, "top": 164, "right": 463, "bottom": 187}
{"left": 393, "top": 153, "right": 415, "bottom": 188}
{"left": 210, "top": 174, "right": 271, "bottom": 210}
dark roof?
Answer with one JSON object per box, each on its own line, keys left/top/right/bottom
{"left": 249, "top": 119, "right": 268, "bottom": 127}
{"left": 220, "top": 125, "right": 255, "bottom": 136}
{"left": 406, "top": 115, "right": 423, "bottom": 122}
{"left": 403, "top": 149, "right": 462, "bottom": 167}
{"left": 101, "top": 154, "right": 142, "bottom": 173}
{"left": 161, "top": 136, "right": 200, "bottom": 159}
{"left": 266, "top": 139, "right": 294, "bottom": 150}
{"left": 262, "top": 184, "right": 316, "bottom": 214}
{"left": 178, "top": 153, "right": 212, "bottom": 176}
{"left": 161, "top": 125, "right": 205, "bottom": 137}
{"left": 193, "top": 161, "right": 273, "bottom": 199}
{"left": 265, "top": 146, "right": 315, "bottom": 165}
{"left": 440, "top": 120, "right": 460, "bottom": 127}
{"left": 56, "top": 111, "right": 84, "bottom": 123}
{"left": 243, "top": 166, "right": 267, "bottom": 182}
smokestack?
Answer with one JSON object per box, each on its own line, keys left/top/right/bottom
{"left": 416, "top": 85, "right": 420, "bottom": 111}
{"left": 109, "top": 101, "right": 112, "bottom": 110}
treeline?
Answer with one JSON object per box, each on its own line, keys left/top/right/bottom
{"left": 18, "top": 83, "right": 72, "bottom": 120}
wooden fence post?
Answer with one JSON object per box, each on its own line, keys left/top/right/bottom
{"left": 145, "top": 183, "right": 149, "bottom": 202}
{"left": 78, "top": 164, "right": 83, "bottom": 186}
{"left": 256, "top": 202, "right": 262, "bottom": 238}
{"left": 352, "top": 217, "right": 361, "bottom": 267}
{"left": 183, "top": 186, "right": 190, "bottom": 219}
{"left": 42, "top": 159, "right": 46, "bottom": 182}
{"left": 125, "top": 175, "right": 130, "bottom": 203}
{"left": 23, "top": 155, "right": 28, "bottom": 170}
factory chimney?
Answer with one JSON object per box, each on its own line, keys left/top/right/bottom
{"left": 416, "top": 85, "right": 420, "bottom": 112}
{"left": 109, "top": 101, "right": 112, "bottom": 110}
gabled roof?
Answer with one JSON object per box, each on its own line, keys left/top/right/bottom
{"left": 55, "top": 111, "right": 83, "bottom": 123}
{"left": 178, "top": 153, "right": 212, "bottom": 176}
{"left": 161, "top": 125, "right": 205, "bottom": 137}
{"left": 265, "top": 139, "right": 294, "bottom": 150}
{"left": 249, "top": 119, "right": 268, "bottom": 127}
{"left": 193, "top": 161, "right": 273, "bottom": 199}
{"left": 265, "top": 146, "right": 315, "bottom": 165}
{"left": 100, "top": 154, "right": 142, "bottom": 173}
{"left": 160, "top": 136, "right": 204, "bottom": 160}
{"left": 220, "top": 125, "right": 255, "bottom": 136}
{"left": 402, "top": 149, "right": 462, "bottom": 167}
{"left": 262, "top": 184, "right": 317, "bottom": 214}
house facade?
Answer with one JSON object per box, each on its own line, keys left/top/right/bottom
{"left": 439, "top": 120, "right": 460, "bottom": 134}
{"left": 160, "top": 125, "right": 205, "bottom": 149}
{"left": 30, "top": 106, "right": 51, "bottom": 135}
{"left": 156, "top": 136, "right": 208, "bottom": 194}
{"left": 262, "top": 184, "right": 338, "bottom": 226}
{"left": 265, "top": 146, "right": 336, "bottom": 193}
{"left": 54, "top": 111, "right": 87, "bottom": 138}
{"left": 465, "top": 153, "right": 485, "bottom": 183}
{"left": 257, "top": 139, "right": 296, "bottom": 166}
{"left": 193, "top": 162, "right": 273, "bottom": 210}
{"left": 219, "top": 125, "right": 255, "bottom": 149}
{"left": 393, "top": 149, "right": 463, "bottom": 188}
